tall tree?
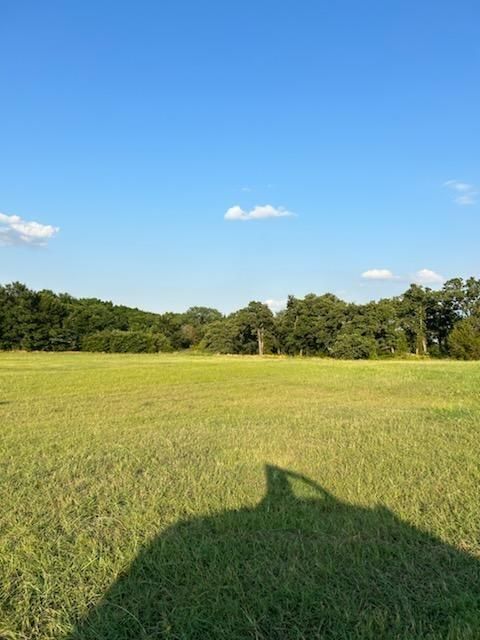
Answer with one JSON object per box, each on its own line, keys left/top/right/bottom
{"left": 399, "top": 285, "right": 430, "bottom": 355}
{"left": 231, "top": 302, "right": 276, "bottom": 355}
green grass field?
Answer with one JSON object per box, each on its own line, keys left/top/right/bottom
{"left": 1, "top": 353, "right": 480, "bottom": 639}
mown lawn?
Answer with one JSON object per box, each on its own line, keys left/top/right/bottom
{"left": 1, "top": 352, "right": 479, "bottom": 639}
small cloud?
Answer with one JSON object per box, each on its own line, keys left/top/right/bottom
{"left": 224, "top": 204, "right": 295, "bottom": 221}
{"left": 414, "top": 268, "right": 444, "bottom": 285}
{"left": 241, "top": 186, "right": 252, "bottom": 192}
{"left": 0, "top": 211, "right": 59, "bottom": 247}
{"left": 264, "top": 298, "right": 287, "bottom": 313}
{"left": 444, "top": 180, "right": 477, "bottom": 205}
{"left": 361, "top": 269, "right": 399, "bottom": 281}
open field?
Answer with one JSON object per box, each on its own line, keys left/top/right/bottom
{"left": 1, "top": 353, "right": 480, "bottom": 639}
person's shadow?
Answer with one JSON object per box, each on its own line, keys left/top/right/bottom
{"left": 68, "top": 466, "right": 480, "bottom": 639}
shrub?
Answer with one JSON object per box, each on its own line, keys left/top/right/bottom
{"left": 81, "top": 330, "right": 172, "bottom": 353}
{"left": 153, "top": 333, "right": 173, "bottom": 353}
{"left": 331, "top": 331, "right": 377, "bottom": 360}
{"left": 82, "top": 331, "right": 111, "bottom": 352}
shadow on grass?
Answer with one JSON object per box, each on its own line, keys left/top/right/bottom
{"left": 68, "top": 466, "right": 480, "bottom": 639}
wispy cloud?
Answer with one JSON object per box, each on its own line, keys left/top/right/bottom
{"left": 0, "top": 211, "right": 59, "bottom": 247}
{"left": 456, "top": 194, "right": 477, "bottom": 205}
{"left": 414, "top": 268, "right": 444, "bottom": 285}
{"left": 361, "top": 269, "right": 399, "bottom": 281}
{"left": 444, "top": 180, "right": 477, "bottom": 205}
{"left": 264, "top": 298, "right": 287, "bottom": 313}
{"left": 224, "top": 204, "right": 295, "bottom": 221}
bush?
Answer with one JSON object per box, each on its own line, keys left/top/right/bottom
{"left": 153, "top": 333, "right": 174, "bottom": 353}
{"left": 82, "top": 330, "right": 172, "bottom": 353}
{"left": 331, "top": 332, "right": 377, "bottom": 360}
{"left": 448, "top": 317, "right": 480, "bottom": 360}
{"left": 82, "top": 330, "right": 111, "bottom": 352}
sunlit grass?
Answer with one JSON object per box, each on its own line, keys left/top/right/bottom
{"left": 1, "top": 353, "right": 479, "bottom": 639}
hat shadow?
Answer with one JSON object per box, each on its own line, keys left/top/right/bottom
{"left": 67, "top": 465, "right": 480, "bottom": 639}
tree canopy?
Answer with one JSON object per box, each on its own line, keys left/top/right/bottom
{"left": 1, "top": 278, "right": 480, "bottom": 359}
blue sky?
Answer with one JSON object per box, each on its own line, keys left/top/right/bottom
{"left": 1, "top": 1, "right": 479, "bottom": 313}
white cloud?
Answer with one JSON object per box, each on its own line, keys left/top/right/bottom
{"left": 361, "top": 267, "right": 446, "bottom": 286}
{"left": 264, "top": 298, "right": 287, "bottom": 313}
{"left": 224, "top": 204, "right": 295, "bottom": 221}
{"left": 361, "top": 269, "right": 399, "bottom": 281}
{"left": 0, "top": 211, "right": 59, "bottom": 246}
{"left": 444, "top": 180, "right": 477, "bottom": 205}
{"left": 414, "top": 268, "right": 444, "bottom": 285}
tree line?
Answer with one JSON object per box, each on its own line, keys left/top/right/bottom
{"left": 1, "top": 278, "right": 480, "bottom": 359}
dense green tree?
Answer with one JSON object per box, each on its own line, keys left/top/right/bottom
{"left": 448, "top": 315, "right": 480, "bottom": 360}
{"left": 0, "top": 282, "right": 38, "bottom": 349}
{"left": 230, "top": 302, "right": 276, "bottom": 355}
{"left": 277, "top": 294, "right": 347, "bottom": 355}
{"left": 179, "top": 307, "right": 224, "bottom": 347}
{"left": 330, "top": 330, "right": 377, "bottom": 360}
{"left": 399, "top": 285, "right": 430, "bottom": 355}
{"left": 463, "top": 277, "right": 480, "bottom": 316}
{"left": 200, "top": 319, "right": 236, "bottom": 354}
{"left": 345, "top": 299, "right": 407, "bottom": 356}
{"left": 370, "top": 299, "right": 408, "bottom": 355}
{"left": 2, "top": 279, "right": 480, "bottom": 359}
